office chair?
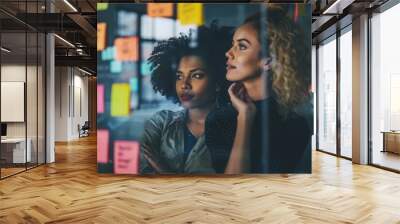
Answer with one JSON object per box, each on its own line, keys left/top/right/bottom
{"left": 79, "top": 121, "right": 90, "bottom": 138}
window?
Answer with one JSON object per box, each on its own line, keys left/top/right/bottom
{"left": 317, "top": 36, "right": 337, "bottom": 154}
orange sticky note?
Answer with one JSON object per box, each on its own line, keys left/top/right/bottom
{"left": 111, "top": 83, "right": 130, "bottom": 117}
{"left": 97, "top": 23, "right": 106, "bottom": 51}
{"left": 147, "top": 3, "right": 173, "bottom": 17}
{"left": 178, "top": 3, "right": 203, "bottom": 26}
{"left": 97, "top": 84, "right": 104, "bottom": 113}
{"left": 97, "top": 130, "right": 109, "bottom": 163}
{"left": 114, "top": 141, "right": 140, "bottom": 174}
{"left": 115, "top": 37, "right": 138, "bottom": 61}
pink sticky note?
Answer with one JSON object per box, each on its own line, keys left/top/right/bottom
{"left": 97, "top": 130, "right": 109, "bottom": 163}
{"left": 114, "top": 141, "right": 140, "bottom": 174}
{"left": 97, "top": 84, "right": 105, "bottom": 113}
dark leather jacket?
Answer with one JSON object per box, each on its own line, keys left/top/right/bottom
{"left": 140, "top": 110, "right": 216, "bottom": 174}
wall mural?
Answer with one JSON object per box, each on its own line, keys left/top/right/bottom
{"left": 97, "top": 3, "right": 312, "bottom": 174}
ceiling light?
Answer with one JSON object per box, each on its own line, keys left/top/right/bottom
{"left": 1, "top": 47, "right": 11, "bottom": 53}
{"left": 322, "top": 0, "right": 353, "bottom": 15}
{"left": 63, "top": 0, "right": 78, "bottom": 12}
{"left": 54, "top": 34, "right": 75, "bottom": 48}
{"left": 78, "top": 67, "right": 92, "bottom": 76}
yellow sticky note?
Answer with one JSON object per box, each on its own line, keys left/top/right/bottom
{"left": 111, "top": 83, "right": 130, "bottom": 117}
{"left": 97, "top": 3, "right": 108, "bottom": 11}
{"left": 178, "top": 3, "right": 203, "bottom": 26}
{"left": 147, "top": 3, "right": 173, "bottom": 17}
{"left": 97, "top": 23, "right": 106, "bottom": 51}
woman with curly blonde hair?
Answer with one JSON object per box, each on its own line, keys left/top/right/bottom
{"left": 205, "top": 6, "right": 312, "bottom": 174}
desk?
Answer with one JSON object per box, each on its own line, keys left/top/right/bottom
{"left": 382, "top": 131, "right": 400, "bottom": 154}
{"left": 1, "top": 138, "right": 31, "bottom": 163}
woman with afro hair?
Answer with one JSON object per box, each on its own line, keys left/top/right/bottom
{"left": 139, "top": 23, "right": 232, "bottom": 174}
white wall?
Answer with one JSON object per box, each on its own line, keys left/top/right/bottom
{"left": 1, "top": 64, "right": 46, "bottom": 163}
{"left": 54, "top": 67, "right": 89, "bottom": 141}
{"left": 1, "top": 65, "right": 38, "bottom": 137}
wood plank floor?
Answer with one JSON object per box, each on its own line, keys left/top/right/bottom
{"left": 1, "top": 134, "right": 400, "bottom": 224}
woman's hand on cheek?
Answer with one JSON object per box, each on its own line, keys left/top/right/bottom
{"left": 228, "top": 83, "right": 256, "bottom": 122}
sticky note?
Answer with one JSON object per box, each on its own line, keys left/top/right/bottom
{"left": 101, "top": 47, "right": 115, "bottom": 61}
{"left": 97, "top": 23, "right": 106, "bottom": 51}
{"left": 147, "top": 3, "right": 173, "bottom": 17}
{"left": 114, "top": 140, "right": 140, "bottom": 174}
{"left": 141, "top": 61, "right": 152, "bottom": 76}
{"left": 97, "top": 130, "right": 109, "bottom": 163}
{"left": 122, "top": 62, "right": 137, "bottom": 73}
{"left": 118, "top": 11, "right": 137, "bottom": 36}
{"left": 130, "top": 77, "right": 138, "bottom": 92}
{"left": 178, "top": 3, "right": 203, "bottom": 26}
{"left": 111, "top": 60, "right": 122, "bottom": 73}
{"left": 131, "top": 92, "right": 139, "bottom": 109}
{"left": 140, "top": 15, "right": 154, "bottom": 39}
{"left": 115, "top": 37, "right": 139, "bottom": 62}
{"left": 111, "top": 83, "right": 130, "bottom": 117}
{"left": 97, "top": 3, "right": 108, "bottom": 11}
{"left": 97, "top": 84, "right": 105, "bottom": 113}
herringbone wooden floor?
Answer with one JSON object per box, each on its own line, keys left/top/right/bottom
{"left": 1, "top": 135, "right": 400, "bottom": 224}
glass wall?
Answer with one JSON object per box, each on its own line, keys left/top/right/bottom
{"left": 312, "top": 45, "right": 317, "bottom": 150}
{"left": 339, "top": 27, "right": 352, "bottom": 158}
{"left": 371, "top": 2, "right": 400, "bottom": 171}
{"left": 317, "top": 35, "right": 337, "bottom": 154}
{"left": 0, "top": 1, "right": 46, "bottom": 179}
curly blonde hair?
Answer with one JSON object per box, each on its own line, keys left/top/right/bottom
{"left": 243, "top": 6, "right": 310, "bottom": 115}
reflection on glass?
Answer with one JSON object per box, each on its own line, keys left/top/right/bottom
{"left": 38, "top": 32, "right": 46, "bottom": 165}
{"left": 27, "top": 31, "right": 38, "bottom": 169}
{"left": 1, "top": 31, "right": 27, "bottom": 177}
{"left": 371, "top": 3, "right": 400, "bottom": 171}
{"left": 340, "top": 29, "right": 352, "bottom": 158}
{"left": 312, "top": 45, "right": 317, "bottom": 150}
{"left": 318, "top": 37, "right": 337, "bottom": 154}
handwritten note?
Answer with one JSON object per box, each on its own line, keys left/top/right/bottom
{"left": 115, "top": 37, "right": 138, "bottom": 62}
{"left": 147, "top": 3, "right": 173, "bottom": 17}
{"left": 97, "top": 84, "right": 104, "bottom": 113}
{"left": 97, "top": 23, "right": 106, "bottom": 51}
{"left": 111, "top": 83, "right": 130, "bottom": 117}
{"left": 114, "top": 141, "right": 140, "bottom": 174}
{"left": 97, "top": 130, "right": 109, "bottom": 163}
{"left": 178, "top": 3, "right": 203, "bottom": 26}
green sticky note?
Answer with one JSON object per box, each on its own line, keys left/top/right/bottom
{"left": 97, "top": 3, "right": 108, "bottom": 11}
{"left": 111, "top": 83, "right": 130, "bottom": 117}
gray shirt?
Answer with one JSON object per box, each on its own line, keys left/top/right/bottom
{"left": 140, "top": 110, "right": 216, "bottom": 174}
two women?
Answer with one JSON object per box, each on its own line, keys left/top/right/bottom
{"left": 140, "top": 6, "right": 312, "bottom": 174}
{"left": 139, "top": 25, "right": 231, "bottom": 174}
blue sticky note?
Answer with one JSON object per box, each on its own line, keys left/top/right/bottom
{"left": 101, "top": 47, "right": 115, "bottom": 61}
{"left": 130, "top": 77, "right": 138, "bottom": 92}
{"left": 111, "top": 61, "right": 122, "bottom": 73}
{"left": 122, "top": 62, "right": 137, "bottom": 73}
{"left": 141, "top": 61, "right": 152, "bottom": 76}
